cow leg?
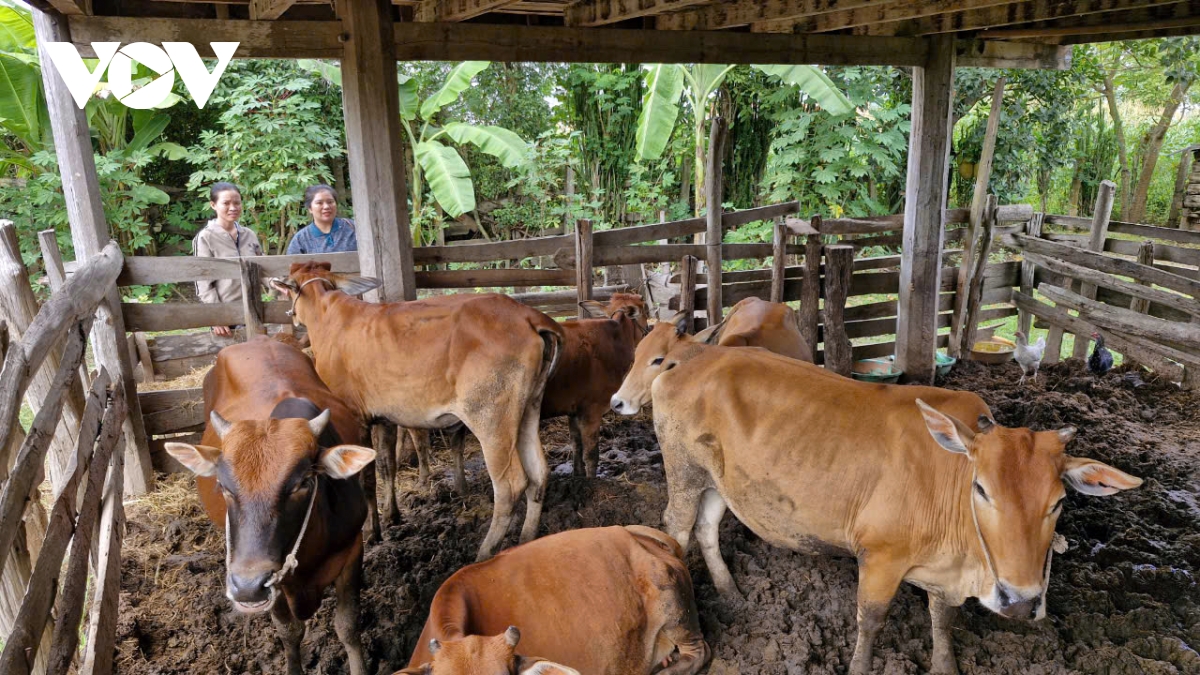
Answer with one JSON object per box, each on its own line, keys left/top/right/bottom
{"left": 568, "top": 414, "right": 586, "bottom": 477}
{"left": 270, "top": 597, "right": 306, "bottom": 675}
{"left": 515, "top": 399, "right": 549, "bottom": 545}
{"left": 371, "top": 423, "right": 398, "bottom": 525}
{"left": 475, "top": 423, "right": 527, "bottom": 561}
{"left": 577, "top": 407, "right": 604, "bottom": 479}
{"left": 448, "top": 426, "right": 467, "bottom": 494}
{"left": 849, "top": 557, "right": 906, "bottom": 675}
{"left": 409, "top": 428, "right": 432, "bottom": 484}
{"left": 928, "top": 594, "right": 960, "bottom": 675}
{"left": 695, "top": 489, "right": 742, "bottom": 600}
{"left": 360, "top": 463, "right": 382, "bottom": 544}
{"left": 334, "top": 538, "right": 368, "bottom": 675}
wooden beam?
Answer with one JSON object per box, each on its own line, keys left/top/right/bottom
{"left": 68, "top": 16, "right": 346, "bottom": 58}
{"left": 416, "top": 0, "right": 519, "bottom": 22}
{"left": 956, "top": 39, "right": 1070, "bottom": 69}
{"left": 567, "top": 0, "right": 712, "bottom": 26}
{"left": 249, "top": 0, "right": 296, "bottom": 20}
{"left": 44, "top": 0, "right": 90, "bottom": 15}
{"left": 34, "top": 9, "right": 154, "bottom": 495}
{"left": 979, "top": 6, "right": 1200, "bottom": 39}
{"left": 896, "top": 35, "right": 955, "bottom": 385}
{"left": 857, "top": 0, "right": 1192, "bottom": 36}
{"left": 656, "top": 0, "right": 877, "bottom": 31}
{"left": 1055, "top": 22, "right": 1200, "bottom": 43}
{"left": 342, "top": 0, "right": 416, "bottom": 302}
{"left": 758, "top": 0, "right": 1022, "bottom": 34}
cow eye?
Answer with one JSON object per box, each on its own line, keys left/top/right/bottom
{"left": 650, "top": 356, "right": 664, "bottom": 366}
{"left": 973, "top": 481, "right": 989, "bottom": 502}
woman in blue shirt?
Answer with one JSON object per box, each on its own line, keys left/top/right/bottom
{"left": 287, "top": 184, "right": 358, "bottom": 254}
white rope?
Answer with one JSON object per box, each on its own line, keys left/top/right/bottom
{"left": 265, "top": 476, "right": 320, "bottom": 591}
{"left": 284, "top": 277, "right": 335, "bottom": 317}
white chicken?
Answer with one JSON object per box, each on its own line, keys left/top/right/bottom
{"left": 1014, "top": 331, "right": 1046, "bottom": 385}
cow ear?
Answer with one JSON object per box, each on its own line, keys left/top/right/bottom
{"left": 668, "top": 311, "right": 690, "bottom": 336}
{"left": 269, "top": 277, "right": 298, "bottom": 296}
{"left": 333, "top": 275, "right": 380, "bottom": 297}
{"left": 577, "top": 300, "right": 608, "bottom": 319}
{"left": 1063, "top": 457, "right": 1143, "bottom": 496}
{"left": 916, "top": 399, "right": 976, "bottom": 456}
{"left": 623, "top": 304, "right": 642, "bottom": 320}
{"left": 515, "top": 656, "right": 581, "bottom": 675}
{"left": 692, "top": 321, "right": 724, "bottom": 345}
{"left": 164, "top": 442, "right": 221, "bottom": 477}
{"left": 318, "top": 445, "right": 376, "bottom": 479}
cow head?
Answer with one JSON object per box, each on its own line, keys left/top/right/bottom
{"left": 579, "top": 292, "right": 649, "bottom": 335}
{"left": 269, "top": 262, "right": 381, "bottom": 327}
{"left": 915, "top": 399, "right": 1142, "bottom": 621}
{"left": 395, "top": 627, "right": 579, "bottom": 675}
{"left": 611, "top": 311, "right": 692, "bottom": 415}
{"left": 165, "top": 410, "right": 375, "bottom": 613}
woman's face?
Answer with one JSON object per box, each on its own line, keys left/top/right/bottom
{"left": 211, "top": 190, "right": 242, "bottom": 225}
{"left": 309, "top": 190, "right": 338, "bottom": 225}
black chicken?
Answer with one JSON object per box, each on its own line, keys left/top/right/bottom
{"left": 1087, "top": 332, "right": 1113, "bottom": 376}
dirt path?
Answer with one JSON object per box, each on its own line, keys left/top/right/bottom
{"left": 115, "top": 359, "right": 1199, "bottom": 674}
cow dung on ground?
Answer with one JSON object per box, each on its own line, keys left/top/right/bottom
{"left": 115, "top": 359, "right": 1200, "bottom": 674}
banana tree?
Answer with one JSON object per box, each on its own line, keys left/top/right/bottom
{"left": 301, "top": 60, "right": 530, "bottom": 246}
{"left": 636, "top": 64, "right": 853, "bottom": 216}
{"left": 0, "top": 1, "right": 46, "bottom": 175}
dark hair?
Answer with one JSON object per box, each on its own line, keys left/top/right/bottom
{"left": 209, "top": 182, "right": 241, "bottom": 202}
{"left": 304, "top": 184, "right": 338, "bottom": 209}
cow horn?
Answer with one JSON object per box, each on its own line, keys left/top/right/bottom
{"left": 308, "top": 409, "right": 331, "bottom": 438}
{"left": 505, "top": 626, "right": 521, "bottom": 647}
{"left": 1057, "top": 426, "right": 1077, "bottom": 444}
{"left": 210, "top": 411, "right": 232, "bottom": 439}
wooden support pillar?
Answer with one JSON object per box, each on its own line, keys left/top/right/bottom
{"left": 679, "top": 255, "right": 697, "bottom": 334}
{"left": 951, "top": 76, "right": 1005, "bottom": 358}
{"left": 33, "top": 8, "right": 154, "bottom": 494}
{"left": 705, "top": 117, "right": 727, "bottom": 324}
{"left": 823, "top": 244, "right": 854, "bottom": 376}
{"left": 1017, "top": 213, "right": 1044, "bottom": 336}
{"left": 1130, "top": 240, "right": 1155, "bottom": 315}
{"left": 1071, "top": 180, "right": 1116, "bottom": 360}
{"left": 575, "top": 219, "right": 594, "bottom": 317}
{"left": 800, "top": 218, "right": 822, "bottom": 356}
{"left": 953, "top": 195, "right": 998, "bottom": 358}
{"left": 896, "top": 35, "right": 955, "bottom": 385}
{"left": 770, "top": 217, "right": 786, "bottom": 304}
{"left": 341, "top": 0, "right": 416, "bottom": 303}
{"left": 239, "top": 259, "right": 266, "bottom": 338}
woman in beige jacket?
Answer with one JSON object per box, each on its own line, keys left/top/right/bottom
{"left": 192, "top": 182, "right": 262, "bottom": 337}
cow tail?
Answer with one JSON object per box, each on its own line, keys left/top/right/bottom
{"left": 534, "top": 325, "right": 562, "bottom": 399}
{"left": 625, "top": 525, "right": 686, "bottom": 560}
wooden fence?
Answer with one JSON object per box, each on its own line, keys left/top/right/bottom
{"left": 0, "top": 241, "right": 127, "bottom": 675}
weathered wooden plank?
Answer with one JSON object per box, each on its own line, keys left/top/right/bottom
{"left": 779, "top": 0, "right": 1027, "bottom": 33}
{"left": 140, "top": 389, "right": 206, "bottom": 436}
{"left": 1104, "top": 237, "right": 1200, "bottom": 269}
{"left": 1039, "top": 283, "right": 1200, "bottom": 352}
{"left": 1106, "top": 220, "right": 1200, "bottom": 246}
{"left": 36, "top": 10, "right": 153, "bottom": 495}
{"left": 566, "top": 0, "right": 711, "bottom": 26}
{"left": 974, "top": 0, "right": 1200, "bottom": 39}
{"left": 1017, "top": 213, "right": 1044, "bottom": 335}
{"left": 1005, "top": 233, "right": 1200, "bottom": 300}
{"left": 896, "top": 35, "right": 955, "bottom": 385}
{"left": 0, "top": 379, "right": 122, "bottom": 675}
{"left": 1129, "top": 241, "right": 1156, "bottom": 315}
{"left": 68, "top": 16, "right": 346, "bottom": 58}
{"left": 249, "top": 0, "right": 296, "bottom": 20}
{"left": 771, "top": 218, "right": 787, "bottom": 304}
{"left": 123, "top": 300, "right": 293, "bottom": 333}
{"left": 79, "top": 412, "right": 125, "bottom": 675}
{"left": 679, "top": 255, "right": 697, "bottom": 334}
{"left": 343, "top": 0, "right": 416, "bottom": 302}
{"left": 418, "top": 236, "right": 572, "bottom": 265}
{"left": 576, "top": 219, "right": 594, "bottom": 318}
{"left": 240, "top": 259, "right": 266, "bottom": 338}
{"left": 953, "top": 195, "right": 999, "bottom": 358}
{"left": 1071, "top": 181, "right": 1116, "bottom": 359}
{"left": 705, "top": 118, "right": 728, "bottom": 324}
{"left": 416, "top": 268, "right": 574, "bottom": 289}
{"left": 860, "top": 0, "right": 1189, "bottom": 36}
{"left": 416, "top": 0, "right": 518, "bottom": 21}
{"left": 823, "top": 245, "right": 854, "bottom": 375}
{"left": 1024, "top": 251, "right": 1199, "bottom": 322}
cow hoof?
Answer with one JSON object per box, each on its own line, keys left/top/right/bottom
{"left": 931, "top": 653, "right": 959, "bottom": 675}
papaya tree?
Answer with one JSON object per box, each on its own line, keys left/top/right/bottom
{"left": 635, "top": 64, "right": 854, "bottom": 217}
{"left": 300, "top": 60, "right": 530, "bottom": 245}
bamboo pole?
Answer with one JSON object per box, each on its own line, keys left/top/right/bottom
{"left": 705, "top": 117, "right": 728, "bottom": 324}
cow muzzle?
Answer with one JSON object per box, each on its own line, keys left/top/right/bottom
{"left": 988, "top": 582, "right": 1043, "bottom": 621}
{"left": 227, "top": 565, "right": 281, "bottom": 613}
{"left": 610, "top": 394, "right": 639, "bottom": 416}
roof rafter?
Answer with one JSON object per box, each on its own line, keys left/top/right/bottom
{"left": 565, "top": 0, "right": 713, "bottom": 27}
{"left": 751, "top": 0, "right": 1025, "bottom": 34}
{"left": 655, "top": 0, "right": 874, "bottom": 32}
{"left": 249, "top": 0, "right": 296, "bottom": 20}
{"left": 979, "top": 7, "right": 1200, "bottom": 38}
{"left": 854, "top": 0, "right": 1195, "bottom": 36}
{"left": 44, "top": 0, "right": 90, "bottom": 16}
{"left": 415, "top": 0, "right": 521, "bottom": 22}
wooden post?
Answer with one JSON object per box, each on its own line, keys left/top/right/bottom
{"left": 950, "top": 77, "right": 1005, "bottom": 358}
{"left": 896, "top": 35, "right": 955, "bottom": 385}
{"left": 770, "top": 216, "right": 786, "bottom": 303}
{"left": 823, "top": 244, "right": 854, "bottom": 376}
{"left": 1167, "top": 145, "right": 1197, "bottom": 229}
{"left": 1071, "top": 179, "right": 1116, "bottom": 359}
{"left": 341, "top": 0, "right": 416, "bottom": 303}
{"left": 0, "top": 222, "right": 84, "bottom": 494}
{"left": 679, "top": 255, "right": 697, "bottom": 334}
{"left": 705, "top": 117, "right": 728, "bottom": 324}
{"left": 238, "top": 259, "right": 266, "bottom": 338}
{"left": 1130, "top": 240, "right": 1155, "bottom": 315}
{"left": 1017, "top": 213, "right": 1045, "bottom": 336}
{"left": 80, "top": 415, "right": 124, "bottom": 675}
{"left": 38, "top": 230, "right": 91, "bottom": 389}
{"left": 954, "top": 195, "right": 998, "bottom": 358}
{"left": 800, "top": 217, "right": 822, "bottom": 355}
{"left": 575, "top": 219, "right": 594, "bottom": 317}
{"left": 33, "top": 9, "right": 153, "bottom": 494}
{"left": 563, "top": 166, "right": 576, "bottom": 235}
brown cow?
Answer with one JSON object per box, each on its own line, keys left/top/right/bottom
{"left": 693, "top": 296, "right": 813, "bottom": 362}
{"left": 540, "top": 292, "right": 648, "bottom": 477}
{"left": 165, "top": 337, "right": 375, "bottom": 675}
{"left": 397, "top": 526, "right": 710, "bottom": 675}
{"left": 271, "top": 263, "right": 563, "bottom": 560}
{"left": 612, "top": 314, "right": 1142, "bottom": 674}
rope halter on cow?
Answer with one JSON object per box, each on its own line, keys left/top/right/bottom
{"left": 264, "top": 474, "right": 319, "bottom": 592}
{"left": 277, "top": 276, "right": 337, "bottom": 318}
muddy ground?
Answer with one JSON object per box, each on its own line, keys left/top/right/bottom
{"left": 116, "top": 359, "right": 1199, "bottom": 674}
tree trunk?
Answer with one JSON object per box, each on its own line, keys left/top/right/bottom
{"left": 1068, "top": 160, "right": 1083, "bottom": 217}
{"left": 1102, "top": 72, "right": 1132, "bottom": 221}
{"left": 1128, "top": 78, "right": 1193, "bottom": 225}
